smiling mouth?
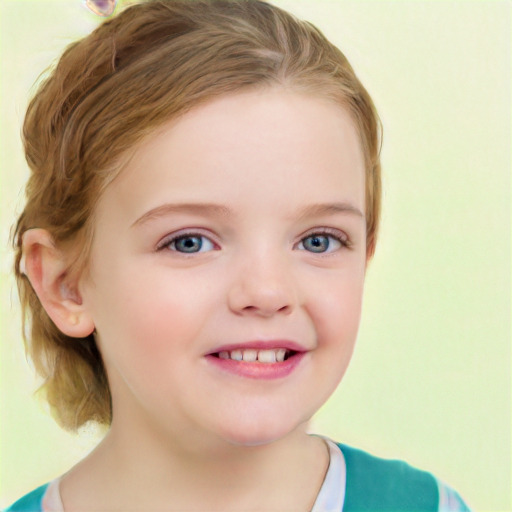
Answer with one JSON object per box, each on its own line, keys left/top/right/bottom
{"left": 211, "top": 348, "right": 296, "bottom": 363}
{"left": 206, "top": 344, "right": 306, "bottom": 379}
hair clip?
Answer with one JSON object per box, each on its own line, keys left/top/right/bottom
{"left": 84, "top": 0, "right": 117, "bottom": 17}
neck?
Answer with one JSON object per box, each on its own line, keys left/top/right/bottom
{"left": 60, "top": 416, "right": 329, "bottom": 512}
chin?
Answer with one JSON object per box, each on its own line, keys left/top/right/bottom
{"left": 216, "top": 413, "right": 308, "bottom": 448}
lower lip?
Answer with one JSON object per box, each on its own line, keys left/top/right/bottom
{"left": 205, "top": 352, "right": 306, "bottom": 380}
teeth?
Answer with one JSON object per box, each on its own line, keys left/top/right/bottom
{"left": 276, "top": 349, "right": 287, "bottom": 362}
{"left": 217, "top": 348, "right": 292, "bottom": 363}
{"left": 257, "top": 349, "right": 276, "bottom": 363}
{"left": 242, "top": 349, "right": 258, "bottom": 362}
{"left": 230, "top": 349, "right": 243, "bottom": 361}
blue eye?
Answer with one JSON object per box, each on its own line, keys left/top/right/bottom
{"left": 162, "top": 234, "right": 216, "bottom": 253}
{"left": 298, "top": 233, "right": 345, "bottom": 253}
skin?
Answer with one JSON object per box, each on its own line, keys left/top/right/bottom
{"left": 24, "top": 88, "right": 367, "bottom": 511}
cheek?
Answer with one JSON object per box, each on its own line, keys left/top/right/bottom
{"left": 89, "top": 264, "right": 212, "bottom": 366}
{"left": 293, "top": 269, "right": 365, "bottom": 416}
{"left": 310, "top": 269, "right": 365, "bottom": 349}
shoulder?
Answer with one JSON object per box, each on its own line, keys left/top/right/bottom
{"left": 4, "top": 484, "right": 48, "bottom": 512}
{"left": 336, "top": 443, "right": 470, "bottom": 511}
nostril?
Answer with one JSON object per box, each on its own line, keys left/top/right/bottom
{"left": 228, "top": 279, "right": 295, "bottom": 317}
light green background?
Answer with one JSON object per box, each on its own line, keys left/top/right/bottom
{"left": 0, "top": 1, "right": 510, "bottom": 510}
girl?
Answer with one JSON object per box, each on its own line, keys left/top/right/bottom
{"left": 7, "top": 1, "right": 470, "bottom": 510}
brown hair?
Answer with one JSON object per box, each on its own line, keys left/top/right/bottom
{"left": 13, "top": 0, "right": 381, "bottom": 430}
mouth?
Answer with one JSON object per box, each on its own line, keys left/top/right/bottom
{"left": 205, "top": 342, "right": 307, "bottom": 379}
{"left": 211, "top": 348, "right": 297, "bottom": 363}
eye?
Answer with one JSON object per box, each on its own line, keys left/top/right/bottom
{"left": 297, "top": 231, "right": 347, "bottom": 254}
{"left": 158, "top": 233, "right": 217, "bottom": 254}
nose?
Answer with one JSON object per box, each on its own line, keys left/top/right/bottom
{"left": 227, "top": 252, "right": 296, "bottom": 318}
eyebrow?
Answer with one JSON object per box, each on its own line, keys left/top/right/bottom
{"left": 295, "top": 202, "right": 365, "bottom": 221}
{"left": 132, "top": 203, "right": 232, "bottom": 227}
{"left": 131, "top": 201, "right": 364, "bottom": 228}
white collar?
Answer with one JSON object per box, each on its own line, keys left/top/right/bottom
{"left": 311, "top": 436, "right": 346, "bottom": 512}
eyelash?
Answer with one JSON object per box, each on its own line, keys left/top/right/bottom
{"left": 156, "top": 228, "right": 350, "bottom": 255}
{"left": 297, "top": 228, "right": 350, "bottom": 254}
{"left": 156, "top": 230, "right": 219, "bottom": 254}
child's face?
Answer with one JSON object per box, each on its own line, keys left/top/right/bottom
{"left": 80, "top": 88, "right": 367, "bottom": 447}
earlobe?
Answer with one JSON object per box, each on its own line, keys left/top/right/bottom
{"left": 21, "top": 229, "right": 95, "bottom": 338}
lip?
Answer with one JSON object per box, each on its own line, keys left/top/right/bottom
{"left": 206, "top": 340, "right": 307, "bottom": 355}
{"left": 204, "top": 340, "right": 308, "bottom": 380}
{"left": 205, "top": 352, "right": 306, "bottom": 380}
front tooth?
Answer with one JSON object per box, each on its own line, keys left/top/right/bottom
{"left": 242, "top": 349, "right": 258, "bottom": 362}
{"left": 230, "top": 349, "right": 243, "bottom": 361}
{"left": 258, "top": 349, "right": 277, "bottom": 363}
{"left": 276, "top": 349, "right": 287, "bottom": 362}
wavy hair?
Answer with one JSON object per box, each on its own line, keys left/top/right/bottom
{"left": 13, "top": 0, "right": 381, "bottom": 430}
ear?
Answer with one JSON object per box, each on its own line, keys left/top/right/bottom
{"left": 21, "top": 228, "right": 95, "bottom": 338}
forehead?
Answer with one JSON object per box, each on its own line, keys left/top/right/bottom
{"left": 96, "top": 88, "right": 365, "bottom": 223}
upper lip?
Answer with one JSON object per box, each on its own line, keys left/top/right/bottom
{"left": 206, "top": 340, "right": 308, "bottom": 355}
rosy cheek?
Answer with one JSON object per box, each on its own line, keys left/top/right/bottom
{"left": 118, "top": 277, "right": 205, "bottom": 350}
{"left": 314, "top": 284, "right": 363, "bottom": 345}
{"left": 123, "top": 300, "right": 182, "bottom": 349}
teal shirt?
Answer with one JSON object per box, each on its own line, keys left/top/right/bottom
{"left": 5, "top": 443, "right": 470, "bottom": 511}
{"left": 4, "top": 484, "right": 49, "bottom": 512}
{"left": 341, "top": 443, "right": 439, "bottom": 511}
